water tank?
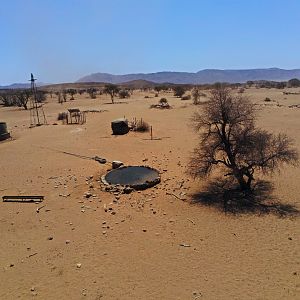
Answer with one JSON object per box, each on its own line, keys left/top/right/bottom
{"left": 0, "top": 122, "right": 10, "bottom": 141}
{"left": 111, "top": 118, "right": 129, "bottom": 135}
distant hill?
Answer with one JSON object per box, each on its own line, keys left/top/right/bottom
{"left": 0, "top": 83, "right": 45, "bottom": 89}
{"left": 41, "top": 80, "right": 159, "bottom": 91}
{"left": 77, "top": 68, "right": 300, "bottom": 84}
{"left": 119, "top": 79, "right": 158, "bottom": 89}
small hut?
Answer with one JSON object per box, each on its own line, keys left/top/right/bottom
{"left": 111, "top": 118, "right": 129, "bottom": 135}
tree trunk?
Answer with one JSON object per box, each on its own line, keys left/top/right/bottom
{"left": 234, "top": 170, "right": 251, "bottom": 191}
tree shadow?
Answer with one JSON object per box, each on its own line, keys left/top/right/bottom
{"left": 191, "top": 178, "right": 299, "bottom": 217}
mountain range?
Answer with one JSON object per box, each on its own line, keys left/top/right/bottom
{"left": 77, "top": 68, "right": 300, "bottom": 84}
{"left": 0, "top": 83, "right": 45, "bottom": 89}
{"left": 2, "top": 68, "right": 300, "bottom": 89}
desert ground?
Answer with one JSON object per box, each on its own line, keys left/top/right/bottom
{"left": 0, "top": 87, "right": 299, "bottom": 299}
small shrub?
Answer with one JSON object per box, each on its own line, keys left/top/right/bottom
{"left": 173, "top": 86, "right": 186, "bottom": 97}
{"left": 238, "top": 88, "right": 245, "bottom": 93}
{"left": 181, "top": 95, "right": 191, "bottom": 100}
{"left": 57, "top": 112, "right": 68, "bottom": 121}
{"left": 159, "top": 98, "right": 168, "bottom": 104}
{"left": 264, "top": 97, "right": 271, "bottom": 102}
{"left": 135, "top": 120, "right": 150, "bottom": 132}
{"left": 119, "top": 89, "right": 130, "bottom": 99}
{"left": 155, "top": 93, "right": 159, "bottom": 97}
{"left": 150, "top": 98, "right": 171, "bottom": 109}
{"left": 144, "top": 95, "right": 150, "bottom": 98}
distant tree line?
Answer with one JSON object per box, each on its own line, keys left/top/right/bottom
{"left": 0, "top": 89, "right": 47, "bottom": 110}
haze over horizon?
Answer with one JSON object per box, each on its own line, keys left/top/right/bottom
{"left": 1, "top": 0, "right": 300, "bottom": 85}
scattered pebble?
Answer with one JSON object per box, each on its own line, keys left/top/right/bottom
{"left": 180, "top": 243, "right": 191, "bottom": 247}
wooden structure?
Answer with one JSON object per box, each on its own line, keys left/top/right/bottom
{"left": 67, "top": 108, "right": 86, "bottom": 124}
{"left": 29, "top": 73, "right": 47, "bottom": 126}
{"left": 3, "top": 195, "right": 44, "bottom": 203}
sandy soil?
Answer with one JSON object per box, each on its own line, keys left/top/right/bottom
{"left": 0, "top": 88, "right": 299, "bottom": 299}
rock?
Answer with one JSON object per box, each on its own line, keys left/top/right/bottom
{"left": 76, "top": 263, "right": 82, "bottom": 268}
{"left": 179, "top": 243, "right": 191, "bottom": 247}
{"left": 84, "top": 192, "right": 92, "bottom": 198}
{"left": 47, "top": 236, "right": 53, "bottom": 240}
{"left": 30, "top": 287, "right": 35, "bottom": 292}
{"left": 94, "top": 156, "right": 107, "bottom": 164}
{"left": 112, "top": 161, "right": 124, "bottom": 169}
{"left": 123, "top": 186, "right": 133, "bottom": 194}
{"left": 65, "top": 240, "right": 70, "bottom": 244}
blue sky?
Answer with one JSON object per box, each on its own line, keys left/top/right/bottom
{"left": 1, "top": 0, "right": 300, "bottom": 84}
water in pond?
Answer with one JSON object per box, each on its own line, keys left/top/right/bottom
{"left": 104, "top": 166, "right": 160, "bottom": 188}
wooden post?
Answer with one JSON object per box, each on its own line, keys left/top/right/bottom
{"left": 150, "top": 126, "right": 153, "bottom": 140}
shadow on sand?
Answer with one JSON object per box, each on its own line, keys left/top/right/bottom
{"left": 191, "top": 179, "right": 299, "bottom": 217}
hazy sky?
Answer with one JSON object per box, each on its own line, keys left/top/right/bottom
{"left": 1, "top": 0, "right": 300, "bottom": 84}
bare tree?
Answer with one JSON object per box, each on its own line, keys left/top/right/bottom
{"left": 189, "top": 86, "right": 298, "bottom": 192}
{"left": 173, "top": 85, "right": 186, "bottom": 98}
{"left": 62, "top": 90, "right": 67, "bottom": 102}
{"left": 67, "top": 89, "right": 77, "bottom": 100}
{"left": 103, "top": 84, "right": 120, "bottom": 104}
{"left": 87, "top": 88, "right": 97, "bottom": 99}
{"left": 0, "top": 91, "right": 15, "bottom": 107}
{"left": 15, "top": 89, "right": 32, "bottom": 110}
{"left": 154, "top": 86, "right": 163, "bottom": 95}
{"left": 192, "top": 87, "right": 201, "bottom": 105}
